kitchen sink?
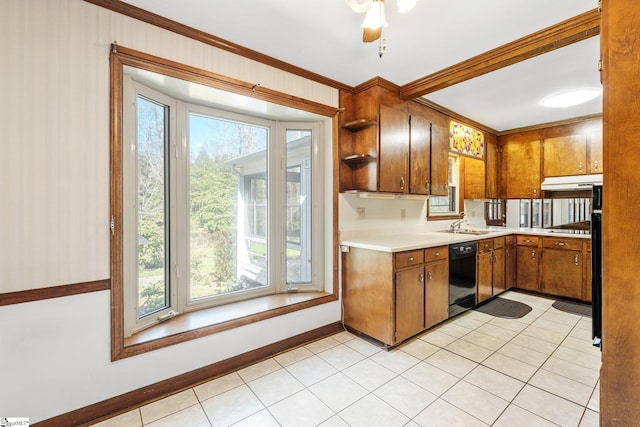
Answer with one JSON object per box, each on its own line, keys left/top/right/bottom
{"left": 439, "top": 229, "right": 492, "bottom": 235}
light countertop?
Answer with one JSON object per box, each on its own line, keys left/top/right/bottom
{"left": 340, "top": 227, "right": 590, "bottom": 253}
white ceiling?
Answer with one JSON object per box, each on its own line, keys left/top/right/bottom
{"left": 120, "top": 0, "right": 602, "bottom": 132}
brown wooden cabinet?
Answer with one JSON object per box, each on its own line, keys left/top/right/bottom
{"left": 543, "top": 134, "right": 588, "bottom": 177}
{"left": 500, "top": 139, "right": 542, "bottom": 198}
{"left": 540, "top": 237, "right": 589, "bottom": 300}
{"left": 429, "top": 114, "right": 450, "bottom": 196}
{"left": 342, "top": 245, "right": 448, "bottom": 347}
{"left": 493, "top": 238, "right": 506, "bottom": 295}
{"left": 424, "top": 246, "right": 449, "bottom": 328}
{"left": 588, "top": 131, "right": 603, "bottom": 174}
{"left": 477, "top": 245, "right": 493, "bottom": 304}
{"left": 409, "top": 114, "right": 432, "bottom": 195}
{"left": 463, "top": 157, "right": 486, "bottom": 200}
{"left": 515, "top": 235, "right": 541, "bottom": 291}
{"left": 486, "top": 137, "right": 500, "bottom": 199}
{"left": 379, "top": 104, "right": 410, "bottom": 193}
{"left": 505, "top": 235, "right": 516, "bottom": 288}
{"left": 477, "top": 237, "right": 506, "bottom": 304}
{"left": 395, "top": 265, "right": 425, "bottom": 342}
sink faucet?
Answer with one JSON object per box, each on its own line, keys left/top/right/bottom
{"left": 450, "top": 212, "right": 466, "bottom": 232}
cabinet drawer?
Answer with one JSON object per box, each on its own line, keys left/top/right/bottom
{"left": 395, "top": 249, "right": 424, "bottom": 269}
{"left": 517, "top": 235, "right": 539, "bottom": 246}
{"left": 478, "top": 239, "right": 493, "bottom": 253}
{"left": 542, "top": 237, "right": 583, "bottom": 251}
{"left": 425, "top": 245, "right": 448, "bottom": 263}
{"left": 493, "top": 237, "right": 506, "bottom": 250}
{"left": 505, "top": 235, "right": 515, "bottom": 245}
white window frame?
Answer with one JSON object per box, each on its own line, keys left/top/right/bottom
{"left": 122, "top": 81, "right": 324, "bottom": 337}
{"left": 428, "top": 154, "right": 460, "bottom": 216}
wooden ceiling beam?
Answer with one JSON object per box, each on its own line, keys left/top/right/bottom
{"left": 399, "top": 8, "right": 601, "bottom": 99}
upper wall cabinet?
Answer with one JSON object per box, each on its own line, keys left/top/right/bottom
{"left": 543, "top": 134, "right": 588, "bottom": 177}
{"left": 485, "top": 137, "right": 500, "bottom": 199}
{"left": 500, "top": 139, "right": 542, "bottom": 199}
{"left": 409, "top": 113, "right": 432, "bottom": 195}
{"left": 379, "top": 104, "right": 410, "bottom": 193}
{"left": 588, "top": 131, "right": 603, "bottom": 174}
{"left": 463, "top": 157, "right": 486, "bottom": 200}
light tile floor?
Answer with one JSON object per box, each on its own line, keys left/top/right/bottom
{"left": 91, "top": 291, "right": 600, "bottom": 427}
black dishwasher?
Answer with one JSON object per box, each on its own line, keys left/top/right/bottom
{"left": 449, "top": 241, "right": 477, "bottom": 317}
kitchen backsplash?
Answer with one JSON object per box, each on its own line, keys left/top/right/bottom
{"left": 339, "top": 193, "right": 488, "bottom": 233}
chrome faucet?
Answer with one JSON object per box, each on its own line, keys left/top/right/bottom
{"left": 450, "top": 212, "right": 466, "bottom": 232}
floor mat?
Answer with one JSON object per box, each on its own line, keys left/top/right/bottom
{"left": 552, "top": 300, "right": 592, "bottom": 317}
{"left": 474, "top": 297, "right": 532, "bottom": 319}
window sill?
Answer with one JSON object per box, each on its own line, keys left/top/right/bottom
{"left": 122, "top": 291, "right": 336, "bottom": 351}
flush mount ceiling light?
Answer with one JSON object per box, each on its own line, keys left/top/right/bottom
{"left": 541, "top": 88, "right": 602, "bottom": 108}
{"left": 345, "top": 0, "right": 419, "bottom": 57}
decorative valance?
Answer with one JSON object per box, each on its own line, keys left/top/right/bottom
{"left": 449, "top": 121, "right": 484, "bottom": 158}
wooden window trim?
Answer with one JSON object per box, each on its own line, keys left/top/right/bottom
{"left": 110, "top": 45, "right": 339, "bottom": 361}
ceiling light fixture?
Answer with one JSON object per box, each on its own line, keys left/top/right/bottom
{"left": 541, "top": 88, "right": 601, "bottom": 108}
{"left": 346, "top": 0, "right": 419, "bottom": 57}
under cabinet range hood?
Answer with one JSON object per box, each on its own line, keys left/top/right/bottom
{"left": 540, "top": 174, "right": 603, "bottom": 192}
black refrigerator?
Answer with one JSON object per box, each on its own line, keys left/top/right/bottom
{"left": 592, "top": 185, "right": 603, "bottom": 348}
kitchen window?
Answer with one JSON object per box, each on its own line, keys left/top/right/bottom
{"left": 122, "top": 80, "right": 324, "bottom": 337}
{"left": 428, "top": 155, "right": 460, "bottom": 217}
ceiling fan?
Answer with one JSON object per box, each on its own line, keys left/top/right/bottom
{"left": 346, "top": 0, "right": 418, "bottom": 56}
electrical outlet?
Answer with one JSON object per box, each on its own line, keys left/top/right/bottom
{"left": 400, "top": 209, "right": 406, "bottom": 221}
{"left": 356, "top": 207, "right": 365, "bottom": 220}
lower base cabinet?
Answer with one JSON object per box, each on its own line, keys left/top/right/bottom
{"left": 342, "top": 245, "right": 448, "bottom": 347}
{"left": 477, "top": 237, "right": 506, "bottom": 304}
{"left": 425, "top": 247, "right": 449, "bottom": 328}
{"left": 515, "top": 235, "right": 591, "bottom": 301}
{"left": 516, "top": 236, "right": 541, "bottom": 292}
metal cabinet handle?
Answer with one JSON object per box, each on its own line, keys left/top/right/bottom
{"left": 525, "top": 239, "right": 533, "bottom": 243}
{"left": 579, "top": 161, "right": 583, "bottom": 172}
{"left": 434, "top": 252, "right": 440, "bottom": 257}
{"left": 425, "top": 180, "right": 430, "bottom": 191}
{"left": 531, "top": 249, "right": 536, "bottom": 259}
{"left": 555, "top": 242, "right": 567, "bottom": 246}
{"left": 575, "top": 254, "right": 579, "bottom": 265}
{"left": 594, "top": 160, "right": 599, "bottom": 171}
{"left": 400, "top": 176, "right": 405, "bottom": 190}
{"left": 427, "top": 271, "right": 432, "bottom": 281}
{"left": 419, "top": 272, "right": 424, "bottom": 283}
{"left": 407, "top": 256, "right": 414, "bottom": 262}
{"left": 533, "top": 188, "right": 538, "bottom": 196}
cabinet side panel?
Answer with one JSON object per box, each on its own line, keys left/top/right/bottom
{"left": 342, "top": 248, "right": 394, "bottom": 343}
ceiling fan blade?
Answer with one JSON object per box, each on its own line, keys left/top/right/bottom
{"left": 362, "top": 26, "right": 381, "bottom": 43}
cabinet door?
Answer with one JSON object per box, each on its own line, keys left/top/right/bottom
{"left": 395, "top": 266, "right": 425, "bottom": 343}
{"left": 409, "top": 114, "right": 431, "bottom": 195}
{"left": 425, "top": 260, "right": 449, "bottom": 328}
{"left": 486, "top": 138, "right": 499, "bottom": 199}
{"left": 588, "top": 131, "right": 603, "bottom": 174}
{"left": 543, "top": 135, "right": 588, "bottom": 177}
{"left": 516, "top": 246, "right": 540, "bottom": 291}
{"left": 430, "top": 116, "right": 449, "bottom": 196}
{"left": 500, "top": 139, "right": 542, "bottom": 199}
{"left": 505, "top": 242, "right": 516, "bottom": 288}
{"left": 541, "top": 249, "right": 583, "bottom": 299}
{"left": 464, "top": 157, "right": 486, "bottom": 200}
{"left": 379, "top": 104, "right": 409, "bottom": 193}
{"left": 476, "top": 251, "right": 493, "bottom": 304}
{"left": 492, "top": 248, "right": 506, "bottom": 295}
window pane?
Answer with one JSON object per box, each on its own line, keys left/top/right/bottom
{"left": 189, "top": 113, "right": 269, "bottom": 300}
{"left": 286, "top": 129, "right": 312, "bottom": 284}
{"left": 136, "top": 96, "right": 169, "bottom": 318}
